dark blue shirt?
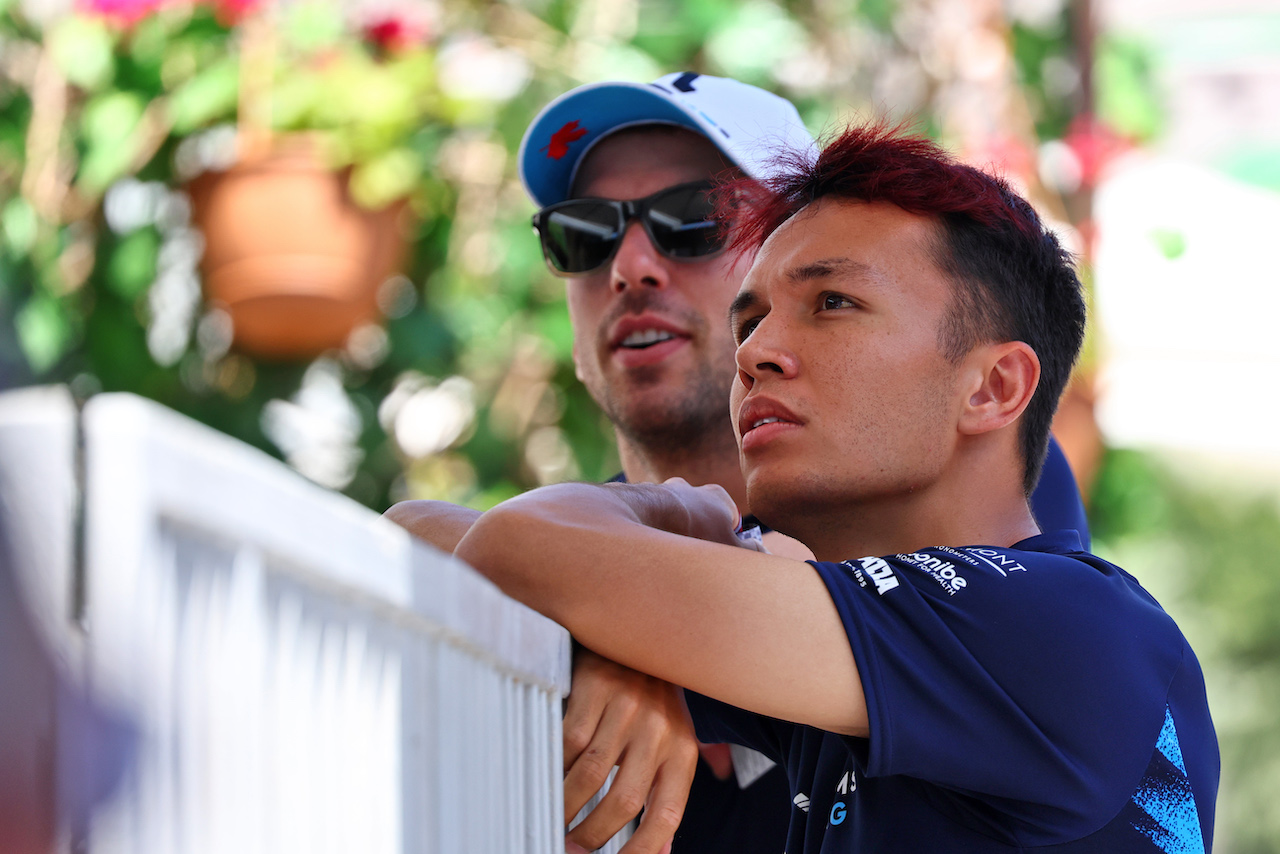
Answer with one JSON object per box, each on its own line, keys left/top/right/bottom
{"left": 672, "top": 754, "right": 790, "bottom": 853}
{"left": 616, "top": 436, "right": 1093, "bottom": 853}
{"left": 687, "top": 531, "right": 1218, "bottom": 853}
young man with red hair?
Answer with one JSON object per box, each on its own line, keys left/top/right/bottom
{"left": 414, "top": 121, "right": 1219, "bottom": 852}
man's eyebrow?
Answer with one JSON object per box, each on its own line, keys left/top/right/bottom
{"left": 728, "top": 291, "right": 759, "bottom": 329}
{"left": 787, "top": 257, "right": 879, "bottom": 284}
{"left": 729, "top": 258, "right": 883, "bottom": 330}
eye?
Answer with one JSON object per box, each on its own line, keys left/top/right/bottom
{"left": 820, "top": 293, "right": 857, "bottom": 311}
{"left": 736, "top": 315, "right": 762, "bottom": 344}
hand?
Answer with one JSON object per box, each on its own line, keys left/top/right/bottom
{"left": 383, "top": 500, "right": 481, "bottom": 554}
{"left": 563, "top": 648, "right": 699, "bottom": 854}
{"left": 659, "top": 478, "right": 742, "bottom": 547}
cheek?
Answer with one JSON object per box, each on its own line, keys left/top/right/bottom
{"left": 728, "top": 380, "right": 747, "bottom": 438}
{"left": 563, "top": 292, "right": 601, "bottom": 385}
{"left": 563, "top": 283, "right": 590, "bottom": 326}
{"left": 565, "top": 284, "right": 605, "bottom": 341}
{"left": 814, "top": 338, "right": 935, "bottom": 428}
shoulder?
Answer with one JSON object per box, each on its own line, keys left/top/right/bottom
{"left": 810, "top": 533, "right": 1190, "bottom": 711}
{"left": 814, "top": 532, "right": 1163, "bottom": 617}
{"left": 809, "top": 536, "right": 1208, "bottom": 840}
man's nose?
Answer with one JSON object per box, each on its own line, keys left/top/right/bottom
{"left": 735, "top": 315, "right": 800, "bottom": 389}
{"left": 608, "top": 221, "right": 669, "bottom": 294}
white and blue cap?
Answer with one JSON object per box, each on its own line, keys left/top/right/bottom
{"left": 519, "top": 72, "right": 817, "bottom": 209}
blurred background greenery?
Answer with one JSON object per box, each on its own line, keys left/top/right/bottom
{"left": 2, "top": 0, "right": 1278, "bottom": 849}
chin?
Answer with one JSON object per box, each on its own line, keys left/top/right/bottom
{"left": 745, "top": 474, "right": 818, "bottom": 537}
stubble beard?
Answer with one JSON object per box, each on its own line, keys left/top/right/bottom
{"left": 600, "top": 356, "right": 739, "bottom": 460}
{"left": 587, "top": 290, "right": 739, "bottom": 462}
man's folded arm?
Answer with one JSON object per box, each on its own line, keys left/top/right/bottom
{"left": 385, "top": 496, "right": 701, "bottom": 854}
{"left": 384, "top": 499, "right": 482, "bottom": 555}
{"left": 454, "top": 481, "right": 869, "bottom": 737}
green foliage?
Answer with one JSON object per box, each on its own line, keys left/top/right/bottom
{"left": 167, "top": 56, "right": 239, "bottom": 132}
{"left": 704, "top": 2, "right": 806, "bottom": 84}
{"left": 15, "top": 291, "right": 71, "bottom": 373}
{"left": 1008, "top": 16, "right": 1077, "bottom": 141}
{"left": 105, "top": 226, "right": 159, "bottom": 299}
{"left": 0, "top": 0, "right": 1184, "bottom": 516}
{"left": 1095, "top": 34, "right": 1164, "bottom": 141}
{"left": 856, "top": 0, "right": 896, "bottom": 32}
{"left": 48, "top": 16, "right": 116, "bottom": 90}
{"left": 80, "top": 91, "right": 148, "bottom": 192}
{"left": 632, "top": 0, "right": 727, "bottom": 66}
{"left": 1, "top": 199, "right": 38, "bottom": 255}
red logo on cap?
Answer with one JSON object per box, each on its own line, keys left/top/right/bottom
{"left": 544, "top": 120, "right": 588, "bottom": 160}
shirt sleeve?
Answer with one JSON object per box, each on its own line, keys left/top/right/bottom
{"left": 684, "top": 689, "right": 793, "bottom": 763}
{"left": 810, "top": 546, "right": 1185, "bottom": 834}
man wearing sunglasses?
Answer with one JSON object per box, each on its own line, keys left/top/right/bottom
{"left": 389, "top": 73, "right": 1093, "bottom": 854}
{"left": 390, "top": 75, "right": 816, "bottom": 854}
{"left": 518, "top": 73, "right": 818, "bottom": 854}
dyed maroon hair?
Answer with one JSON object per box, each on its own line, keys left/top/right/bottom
{"left": 728, "top": 121, "right": 1085, "bottom": 494}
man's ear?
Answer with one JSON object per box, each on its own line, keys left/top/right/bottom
{"left": 958, "top": 341, "right": 1040, "bottom": 437}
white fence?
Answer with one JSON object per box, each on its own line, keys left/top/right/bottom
{"left": 0, "top": 387, "right": 573, "bottom": 854}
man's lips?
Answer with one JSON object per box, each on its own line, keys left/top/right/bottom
{"left": 607, "top": 315, "right": 692, "bottom": 367}
{"left": 608, "top": 314, "right": 690, "bottom": 349}
{"left": 738, "top": 397, "right": 803, "bottom": 450}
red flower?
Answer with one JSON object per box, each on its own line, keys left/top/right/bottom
{"left": 363, "top": 15, "right": 430, "bottom": 54}
{"left": 208, "top": 0, "right": 264, "bottom": 26}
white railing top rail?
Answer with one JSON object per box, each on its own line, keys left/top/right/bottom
{"left": 87, "top": 390, "right": 570, "bottom": 695}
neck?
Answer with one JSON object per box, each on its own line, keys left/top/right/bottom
{"left": 616, "top": 426, "right": 750, "bottom": 514}
{"left": 799, "top": 494, "right": 1040, "bottom": 563}
{"left": 785, "top": 444, "right": 1041, "bottom": 562}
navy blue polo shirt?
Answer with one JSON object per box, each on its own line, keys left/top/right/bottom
{"left": 613, "top": 435, "right": 1091, "bottom": 853}
{"left": 687, "top": 530, "right": 1218, "bottom": 852}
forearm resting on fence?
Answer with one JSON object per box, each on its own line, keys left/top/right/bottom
{"left": 384, "top": 500, "right": 482, "bottom": 554}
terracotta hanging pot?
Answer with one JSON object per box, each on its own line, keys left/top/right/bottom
{"left": 187, "top": 140, "right": 410, "bottom": 360}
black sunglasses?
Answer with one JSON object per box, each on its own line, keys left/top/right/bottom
{"left": 532, "top": 180, "right": 727, "bottom": 277}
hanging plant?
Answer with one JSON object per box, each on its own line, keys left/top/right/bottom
{"left": 0, "top": 0, "right": 442, "bottom": 368}
{"left": 184, "top": 11, "right": 423, "bottom": 359}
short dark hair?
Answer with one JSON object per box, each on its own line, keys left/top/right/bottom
{"left": 730, "top": 122, "right": 1086, "bottom": 493}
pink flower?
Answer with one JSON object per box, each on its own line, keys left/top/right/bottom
{"left": 1063, "top": 115, "right": 1131, "bottom": 189}
{"left": 964, "top": 134, "right": 1037, "bottom": 189}
{"left": 78, "top": 0, "right": 166, "bottom": 26}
